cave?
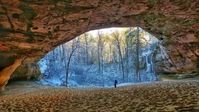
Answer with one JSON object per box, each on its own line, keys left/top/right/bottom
{"left": 0, "top": 0, "right": 199, "bottom": 111}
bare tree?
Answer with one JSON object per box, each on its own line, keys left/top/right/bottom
{"left": 61, "top": 40, "right": 78, "bottom": 87}
{"left": 124, "top": 28, "right": 131, "bottom": 81}
{"left": 113, "top": 32, "right": 125, "bottom": 82}
{"left": 97, "top": 31, "right": 102, "bottom": 74}
{"left": 84, "top": 33, "right": 89, "bottom": 65}
{"left": 97, "top": 31, "right": 105, "bottom": 86}
{"left": 136, "top": 27, "right": 141, "bottom": 82}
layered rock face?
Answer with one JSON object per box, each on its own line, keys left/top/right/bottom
{"left": 0, "top": 0, "right": 198, "bottom": 89}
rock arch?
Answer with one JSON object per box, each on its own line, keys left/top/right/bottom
{"left": 0, "top": 0, "right": 198, "bottom": 89}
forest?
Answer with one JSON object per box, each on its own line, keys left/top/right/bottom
{"left": 38, "top": 27, "right": 159, "bottom": 87}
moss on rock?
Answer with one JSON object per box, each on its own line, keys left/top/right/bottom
{"left": 18, "top": 2, "right": 37, "bottom": 31}
{"left": 0, "top": 52, "right": 16, "bottom": 70}
{"left": 147, "top": 0, "right": 160, "bottom": 8}
{"left": 18, "top": 2, "right": 37, "bottom": 20}
{"left": 170, "top": 0, "right": 191, "bottom": 10}
{"left": 11, "top": 63, "right": 41, "bottom": 81}
{"left": 48, "top": 0, "right": 72, "bottom": 4}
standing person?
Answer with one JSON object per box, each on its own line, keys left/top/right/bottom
{"left": 114, "top": 80, "right": 118, "bottom": 88}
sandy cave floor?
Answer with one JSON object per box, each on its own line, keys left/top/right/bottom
{"left": 1, "top": 81, "right": 199, "bottom": 112}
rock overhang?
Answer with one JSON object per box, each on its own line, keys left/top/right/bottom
{"left": 0, "top": 0, "right": 198, "bottom": 89}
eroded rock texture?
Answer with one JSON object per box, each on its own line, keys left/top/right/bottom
{"left": 0, "top": 0, "right": 198, "bottom": 88}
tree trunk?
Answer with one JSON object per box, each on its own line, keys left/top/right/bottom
{"left": 97, "top": 31, "right": 101, "bottom": 75}
{"left": 116, "top": 39, "right": 125, "bottom": 82}
{"left": 84, "top": 34, "right": 89, "bottom": 65}
{"left": 136, "top": 27, "right": 140, "bottom": 82}
{"left": 113, "top": 32, "right": 125, "bottom": 82}
{"left": 61, "top": 42, "right": 77, "bottom": 87}
{"left": 125, "top": 34, "right": 129, "bottom": 81}
{"left": 61, "top": 45, "right": 68, "bottom": 86}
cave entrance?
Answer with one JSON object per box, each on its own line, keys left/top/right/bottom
{"left": 38, "top": 27, "right": 163, "bottom": 87}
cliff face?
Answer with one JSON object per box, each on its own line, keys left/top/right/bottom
{"left": 0, "top": 0, "right": 198, "bottom": 88}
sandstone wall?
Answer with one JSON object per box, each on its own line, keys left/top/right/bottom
{"left": 0, "top": 0, "right": 198, "bottom": 89}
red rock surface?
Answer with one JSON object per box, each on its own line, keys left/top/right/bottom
{"left": 0, "top": 0, "right": 198, "bottom": 88}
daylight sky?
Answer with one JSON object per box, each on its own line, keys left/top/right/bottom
{"left": 87, "top": 27, "right": 151, "bottom": 41}
{"left": 88, "top": 27, "right": 132, "bottom": 37}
